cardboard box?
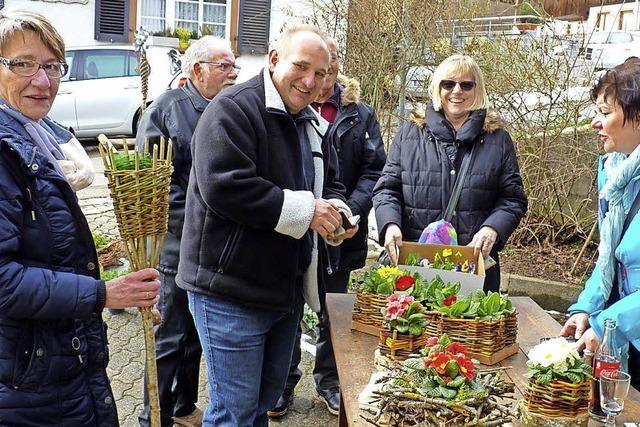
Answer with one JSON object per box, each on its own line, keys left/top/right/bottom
{"left": 398, "top": 242, "right": 485, "bottom": 295}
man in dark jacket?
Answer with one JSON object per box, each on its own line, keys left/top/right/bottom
{"left": 176, "top": 25, "right": 357, "bottom": 426}
{"left": 269, "top": 36, "right": 386, "bottom": 418}
{"left": 136, "top": 37, "right": 238, "bottom": 427}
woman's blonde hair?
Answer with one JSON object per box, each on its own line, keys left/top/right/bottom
{"left": 0, "top": 10, "right": 65, "bottom": 61}
{"left": 429, "top": 54, "right": 490, "bottom": 112}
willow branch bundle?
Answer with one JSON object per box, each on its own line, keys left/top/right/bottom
{"left": 364, "top": 368, "right": 517, "bottom": 426}
{"left": 98, "top": 134, "right": 173, "bottom": 427}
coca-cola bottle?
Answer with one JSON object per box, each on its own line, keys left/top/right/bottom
{"left": 589, "top": 319, "right": 621, "bottom": 421}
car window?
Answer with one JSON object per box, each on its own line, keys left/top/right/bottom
{"left": 61, "top": 51, "right": 74, "bottom": 82}
{"left": 82, "top": 50, "right": 140, "bottom": 80}
{"left": 610, "top": 32, "right": 632, "bottom": 43}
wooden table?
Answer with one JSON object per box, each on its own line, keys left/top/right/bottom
{"left": 326, "top": 293, "right": 640, "bottom": 426}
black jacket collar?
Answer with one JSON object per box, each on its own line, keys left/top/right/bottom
{"left": 426, "top": 103, "right": 486, "bottom": 145}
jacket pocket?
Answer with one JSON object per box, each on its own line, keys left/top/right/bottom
{"left": 216, "top": 225, "right": 242, "bottom": 274}
{"left": 10, "top": 324, "right": 37, "bottom": 390}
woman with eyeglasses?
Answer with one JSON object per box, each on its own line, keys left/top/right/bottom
{"left": 373, "top": 54, "right": 528, "bottom": 292}
{"left": 0, "top": 10, "right": 160, "bottom": 426}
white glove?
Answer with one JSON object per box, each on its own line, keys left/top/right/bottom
{"left": 58, "top": 138, "right": 94, "bottom": 192}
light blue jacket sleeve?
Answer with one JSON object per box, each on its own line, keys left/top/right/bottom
{"left": 568, "top": 257, "right": 606, "bottom": 316}
{"left": 590, "top": 291, "right": 640, "bottom": 350}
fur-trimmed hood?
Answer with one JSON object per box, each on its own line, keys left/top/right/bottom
{"left": 410, "top": 106, "right": 504, "bottom": 133}
{"left": 336, "top": 74, "right": 360, "bottom": 106}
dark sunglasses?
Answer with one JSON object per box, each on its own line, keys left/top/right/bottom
{"left": 440, "top": 79, "right": 476, "bottom": 91}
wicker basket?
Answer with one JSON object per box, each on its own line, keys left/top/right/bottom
{"left": 352, "top": 288, "right": 388, "bottom": 330}
{"left": 423, "top": 312, "right": 518, "bottom": 363}
{"left": 378, "top": 329, "right": 429, "bottom": 361}
{"left": 523, "top": 378, "right": 590, "bottom": 420}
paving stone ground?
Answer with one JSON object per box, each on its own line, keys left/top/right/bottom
{"left": 79, "top": 169, "right": 337, "bottom": 426}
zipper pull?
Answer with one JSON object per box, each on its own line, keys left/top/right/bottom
{"left": 25, "top": 188, "right": 35, "bottom": 220}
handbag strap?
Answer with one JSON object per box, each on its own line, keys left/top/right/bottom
{"left": 443, "top": 142, "right": 477, "bottom": 222}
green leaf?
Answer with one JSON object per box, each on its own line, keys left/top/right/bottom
{"left": 395, "top": 324, "right": 409, "bottom": 333}
{"left": 483, "top": 292, "right": 501, "bottom": 315}
{"left": 438, "top": 386, "right": 457, "bottom": 399}
{"left": 448, "top": 376, "right": 466, "bottom": 388}
{"left": 376, "top": 282, "right": 394, "bottom": 295}
{"left": 537, "top": 371, "right": 553, "bottom": 384}
{"left": 427, "top": 387, "right": 442, "bottom": 397}
{"left": 404, "top": 357, "right": 424, "bottom": 371}
{"left": 445, "top": 361, "right": 459, "bottom": 378}
{"left": 409, "top": 324, "right": 423, "bottom": 336}
{"left": 421, "top": 377, "right": 437, "bottom": 391}
{"left": 435, "top": 376, "right": 447, "bottom": 386}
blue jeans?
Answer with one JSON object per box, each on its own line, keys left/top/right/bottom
{"left": 188, "top": 290, "right": 303, "bottom": 426}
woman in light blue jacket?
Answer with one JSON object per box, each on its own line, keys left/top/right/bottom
{"left": 560, "top": 57, "right": 640, "bottom": 390}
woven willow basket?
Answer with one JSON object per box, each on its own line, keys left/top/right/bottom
{"left": 352, "top": 288, "right": 389, "bottom": 328}
{"left": 378, "top": 329, "right": 429, "bottom": 361}
{"left": 523, "top": 378, "right": 590, "bottom": 419}
{"left": 424, "top": 312, "right": 518, "bottom": 357}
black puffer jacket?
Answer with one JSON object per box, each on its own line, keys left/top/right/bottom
{"left": 373, "top": 104, "right": 527, "bottom": 289}
{"left": 325, "top": 76, "right": 386, "bottom": 272}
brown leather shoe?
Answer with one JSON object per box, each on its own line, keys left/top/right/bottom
{"left": 173, "top": 408, "right": 203, "bottom": 427}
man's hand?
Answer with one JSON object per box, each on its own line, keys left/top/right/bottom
{"left": 384, "top": 224, "right": 403, "bottom": 265}
{"left": 468, "top": 226, "right": 498, "bottom": 259}
{"left": 309, "top": 199, "right": 342, "bottom": 238}
{"left": 576, "top": 328, "right": 599, "bottom": 353}
{"left": 105, "top": 268, "right": 160, "bottom": 309}
{"left": 560, "top": 312, "right": 590, "bottom": 340}
{"left": 330, "top": 224, "right": 359, "bottom": 241}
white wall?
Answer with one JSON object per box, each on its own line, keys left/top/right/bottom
{"left": 587, "top": 2, "right": 640, "bottom": 33}
{"left": 6, "top": 0, "right": 101, "bottom": 47}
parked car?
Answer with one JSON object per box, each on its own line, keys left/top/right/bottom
{"left": 49, "top": 45, "right": 180, "bottom": 138}
{"left": 583, "top": 31, "right": 640, "bottom": 70}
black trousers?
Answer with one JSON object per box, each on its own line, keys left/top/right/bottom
{"left": 284, "top": 269, "right": 351, "bottom": 394}
{"left": 139, "top": 267, "right": 202, "bottom": 427}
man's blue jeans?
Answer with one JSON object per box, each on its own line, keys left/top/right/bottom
{"left": 188, "top": 290, "right": 303, "bottom": 426}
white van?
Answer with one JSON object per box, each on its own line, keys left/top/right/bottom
{"left": 49, "top": 45, "right": 180, "bottom": 138}
{"left": 584, "top": 31, "right": 640, "bottom": 70}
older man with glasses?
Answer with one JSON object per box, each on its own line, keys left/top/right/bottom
{"left": 135, "top": 36, "right": 238, "bottom": 427}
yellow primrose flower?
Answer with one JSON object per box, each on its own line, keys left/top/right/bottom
{"left": 442, "top": 248, "right": 453, "bottom": 258}
{"left": 377, "top": 266, "right": 402, "bottom": 280}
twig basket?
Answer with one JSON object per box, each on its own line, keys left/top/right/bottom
{"left": 523, "top": 378, "right": 590, "bottom": 417}
{"left": 98, "top": 134, "right": 173, "bottom": 427}
{"left": 378, "top": 329, "right": 429, "bottom": 361}
{"left": 424, "top": 312, "right": 518, "bottom": 364}
{"left": 352, "top": 288, "right": 388, "bottom": 330}
{"left": 519, "top": 379, "right": 590, "bottom": 426}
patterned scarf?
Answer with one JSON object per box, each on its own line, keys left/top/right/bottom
{"left": 0, "top": 100, "right": 67, "bottom": 179}
{"left": 598, "top": 144, "right": 640, "bottom": 298}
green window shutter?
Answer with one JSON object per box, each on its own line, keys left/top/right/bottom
{"left": 238, "top": 0, "right": 271, "bottom": 55}
{"left": 95, "top": 0, "right": 130, "bottom": 43}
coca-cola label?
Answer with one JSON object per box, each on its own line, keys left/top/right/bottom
{"left": 594, "top": 358, "right": 621, "bottom": 378}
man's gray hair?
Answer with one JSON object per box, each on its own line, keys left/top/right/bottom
{"left": 0, "top": 10, "right": 65, "bottom": 61}
{"left": 181, "top": 36, "right": 232, "bottom": 77}
{"left": 272, "top": 24, "right": 325, "bottom": 58}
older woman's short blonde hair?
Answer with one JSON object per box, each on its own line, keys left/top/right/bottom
{"left": 0, "top": 10, "right": 65, "bottom": 61}
{"left": 429, "top": 54, "right": 490, "bottom": 112}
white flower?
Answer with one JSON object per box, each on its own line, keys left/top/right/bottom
{"left": 528, "top": 337, "right": 576, "bottom": 369}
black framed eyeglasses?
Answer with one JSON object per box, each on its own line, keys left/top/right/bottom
{"left": 199, "top": 61, "right": 241, "bottom": 73}
{"left": 440, "top": 79, "right": 476, "bottom": 91}
{"left": 0, "top": 56, "right": 69, "bottom": 78}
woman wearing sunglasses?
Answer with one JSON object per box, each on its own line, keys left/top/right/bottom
{"left": 373, "top": 54, "right": 527, "bottom": 292}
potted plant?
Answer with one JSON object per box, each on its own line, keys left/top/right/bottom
{"left": 352, "top": 265, "right": 450, "bottom": 335}
{"left": 366, "top": 334, "right": 516, "bottom": 424}
{"left": 378, "top": 294, "right": 429, "bottom": 360}
{"left": 425, "top": 290, "right": 519, "bottom": 365}
{"left": 520, "top": 337, "right": 592, "bottom": 426}
{"left": 175, "top": 26, "right": 192, "bottom": 50}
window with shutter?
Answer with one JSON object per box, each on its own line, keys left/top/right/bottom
{"left": 238, "top": 0, "right": 271, "bottom": 55}
{"left": 95, "top": 0, "right": 130, "bottom": 43}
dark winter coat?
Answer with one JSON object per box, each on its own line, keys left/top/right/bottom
{"left": 0, "top": 108, "right": 115, "bottom": 426}
{"left": 176, "top": 70, "right": 346, "bottom": 312}
{"left": 135, "top": 80, "right": 208, "bottom": 270}
{"left": 373, "top": 104, "right": 527, "bottom": 288}
{"left": 325, "top": 76, "right": 386, "bottom": 272}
